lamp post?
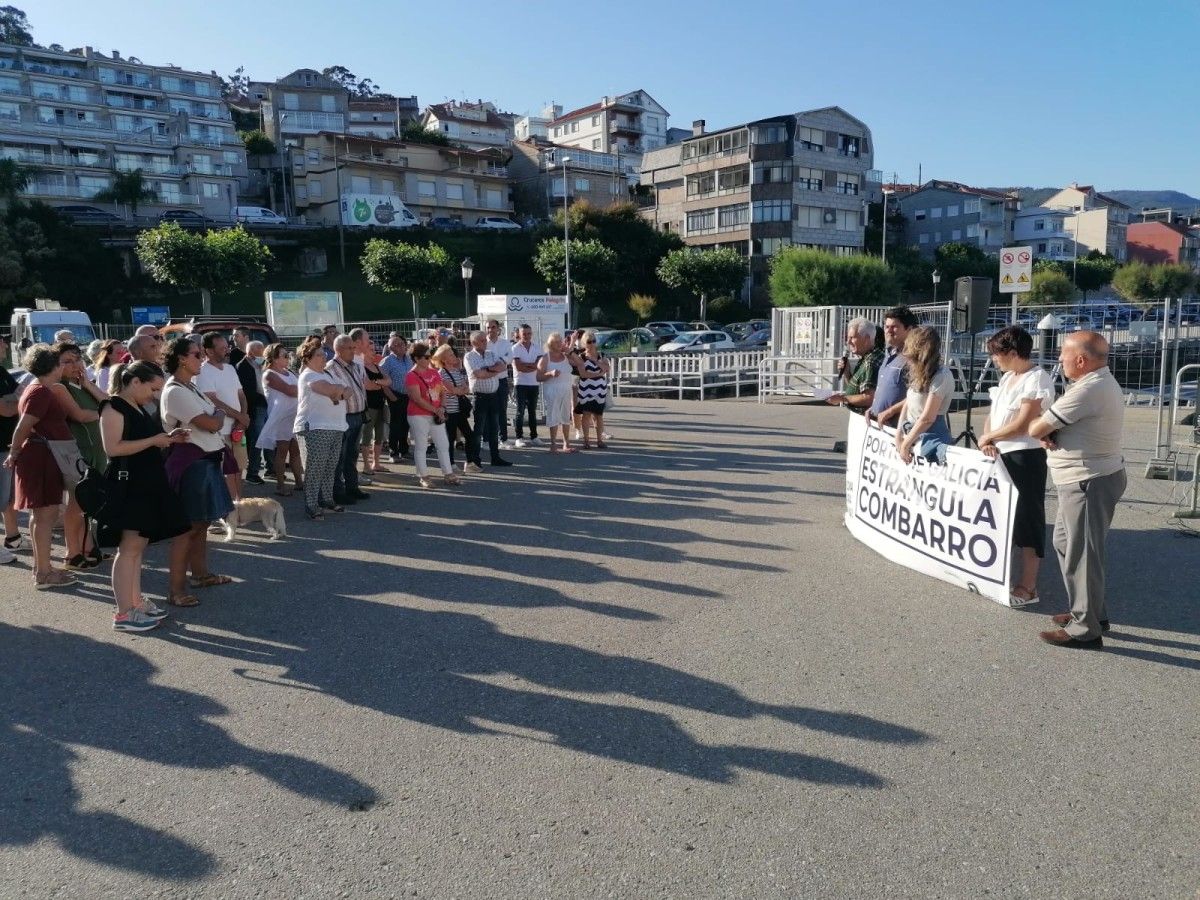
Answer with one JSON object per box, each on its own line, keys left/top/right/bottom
{"left": 881, "top": 188, "right": 893, "bottom": 263}
{"left": 277, "top": 111, "right": 289, "bottom": 220}
{"left": 562, "top": 155, "right": 572, "bottom": 329}
{"left": 460, "top": 257, "right": 474, "bottom": 318}
{"left": 932, "top": 268, "right": 941, "bottom": 304}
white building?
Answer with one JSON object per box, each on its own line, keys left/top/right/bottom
{"left": 419, "top": 101, "right": 511, "bottom": 151}
{"left": 1012, "top": 207, "right": 1078, "bottom": 261}
{"left": 1041, "top": 182, "right": 1129, "bottom": 261}
{"left": 546, "top": 90, "right": 668, "bottom": 177}
{"left": 513, "top": 103, "right": 560, "bottom": 142}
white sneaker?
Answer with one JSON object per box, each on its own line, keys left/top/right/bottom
{"left": 359, "top": 473, "right": 374, "bottom": 485}
{"left": 525, "top": 437, "right": 542, "bottom": 447}
{"left": 571, "top": 429, "right": 583, "bottom": 441}
{"left": 601, "top": 432, "right": 612, "bottom": 441}
{"left": 513, "top": 439, "right": 527, "bottom": 449}
{"left": 0, "top": 546, "right": 15, "bottom": 565}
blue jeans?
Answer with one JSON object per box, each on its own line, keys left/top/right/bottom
{"left": 333, "top": 411, "right": 364, "bottom": 498}
{"left": 472, "top": 392, "right": 502, "bottom": 462}
{"left": 903, "top": 416, "right": 953, "bottom": 464}
{"left": 245, "top": 404, "right": 268, "bottom": 478}
{"left": 514, "top": 384, "right": 539, "bottom": 439}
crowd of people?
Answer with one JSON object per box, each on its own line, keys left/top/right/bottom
{"left": 0, "top": 320, "right": 613, "bottom": 633}
{"left": 828, "top": 305, "right": 1126, "bottom": 651}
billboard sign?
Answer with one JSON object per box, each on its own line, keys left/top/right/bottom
{"left": 340, "top": 194, "right": 418, "bottom": 228}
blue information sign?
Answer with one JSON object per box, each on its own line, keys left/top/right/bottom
{"left": 131, "top": 306, "right": 171, "bottom": 326}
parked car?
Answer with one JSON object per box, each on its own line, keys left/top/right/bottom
{"left": 658, "top": 330, "right": 736, "bottom": 352}
{"left": 592, "top": 330, "right": 629, "bottom": 352}
{"left": 234, "top": 206, "right": 289, "bottom": 226}
{"left": 689, "top": 320, "right": 720, "bottom": 331}
{"left": 629, "top": 326, "right": 673, "bottom": 349}
{"left": 646, "top": 320, "right": 693, "bottom": 337}
{"left": 160, "top": 315, "right": 278, "bottom": 347}
{"left": 473, "top": 216, "right": 521, "bottom": 231}
{"left": 428, "top": 216, "right": 466, "bottom": 231}
{"left": 54, "top": 205, "right": 123, "bottom": 225}
{"left": 735, "top": 328, "right": 771, "bottom": 349}
{"left": 726, "top": 320, "right": 771, "bottom": 341}
{"left": 158, "top": 209, "right": 218, "bottom": 228}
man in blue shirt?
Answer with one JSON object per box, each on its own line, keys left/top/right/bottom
{"left": 379, "top": 333, "right": 414, "bottom": 461}
{"left": 867, "top": 305, "right": 919, "bottom": 426}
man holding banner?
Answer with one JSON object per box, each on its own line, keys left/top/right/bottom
{"left": 1029, "top": 332, "right": 1126, "bottom": 650}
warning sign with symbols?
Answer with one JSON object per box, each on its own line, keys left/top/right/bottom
{"left": 999, "top": 246, "right": 1032, "bottom": 294}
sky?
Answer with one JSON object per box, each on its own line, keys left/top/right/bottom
{"left": 31, "top": 0, "right": 1200, "bottom": 198}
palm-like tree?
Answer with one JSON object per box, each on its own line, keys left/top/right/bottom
{"left": 94, "top": 169, "right": 157, "bottom": 219}
{"left": 0, "top": 158, "right": 31, "bottom": 205}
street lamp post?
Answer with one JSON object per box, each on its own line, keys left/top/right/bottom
{"left": 461, "top": 257, "right": 474, "bottom": 318}
{"left": 277, "top": 111, "right": 289, "bottom": 220}
{"left": 562, "top": 155, "right": 572, "bottom": 330}
{"left": 881, "top": 188, "right": 893, "bottom": 263}
{"left": 932, "top": 268, "right": 941, "bottom": 304}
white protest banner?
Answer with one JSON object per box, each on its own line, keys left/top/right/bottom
{"left": 843, "top": 414, "right": 1021, "bottom": 607}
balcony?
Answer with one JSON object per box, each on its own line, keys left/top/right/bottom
{"left": 186, "top": 163, "right": 235, "bottom": 177}
{"left": 25, "top": 182, "right": 71, "bottom": 197}
{"left": 106, "top": 95, "right": 159, "bottom": 111}
{"left": 609, "top": 119, "right": 644, "bottom": 136}
{"left": 116, "top": 161, "right": 183, "bottom": 176}
{"left": 278, "top": 110, "right": 345, "bottom": 134}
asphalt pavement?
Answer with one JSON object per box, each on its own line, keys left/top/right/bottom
{"left": 1, "top": 398, "right": 1196, "bottom": 899}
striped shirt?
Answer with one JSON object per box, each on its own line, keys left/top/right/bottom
{"left": 327, "top": 358, "right": 367, "bottom": 414}
{"left": 440, "top": 368, "right": 466, "bottom": 414}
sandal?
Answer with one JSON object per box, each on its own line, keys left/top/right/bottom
{"left": 189, "top": 573, "right": 233, "bottom": 588}
{"left": 305, "top": 507, "right": 324, "bottom": 520}
{"left": 64, "top": 554, "right": 97, "bottom": 571}
{"left": 1009, "top": 586, "right": 1039, "bottom": 604}
{"left": 596, "top": 442, "right": 609, "bottom": 449}
{"left": 167, "top": 592, "right": 201, "bottom": 607}
{"left": 443, "top": 474, "right": 462, "bottom": 486}
{"left": 582, "top": 444, "right": 594, "bottom": 450}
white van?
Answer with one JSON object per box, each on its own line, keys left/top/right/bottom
{"left": 11, "top": 302, "right": 98, "bottom": 349}
{"left": 234, "top": 206, "right": 289, "bottom": 226}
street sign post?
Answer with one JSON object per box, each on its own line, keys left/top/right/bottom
{"left": 999, "top": 246, "right": 1033, "bottom": 324}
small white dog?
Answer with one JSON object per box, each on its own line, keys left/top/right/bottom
{"left": 222, "top": 498, "right": 287, "bottom": 542}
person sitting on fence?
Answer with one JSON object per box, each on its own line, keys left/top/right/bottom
{"left": 826, "top": 317, "right": 882, "bottom": 414}
{"left": 894, "top": 326, "right": 954, "bottom": 466}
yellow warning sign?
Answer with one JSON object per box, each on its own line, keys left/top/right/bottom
{"left": 1002, "top": 274, "right": 1014, "bottom": 284}
{"left": 1017, "top": 273, "right": 1030, "bottom": 283}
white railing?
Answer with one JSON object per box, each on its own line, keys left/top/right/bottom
{"left": 757, "top": 355, "right": 840, "bottom": 401}
{"left": 611, "top": 349, "right": 767, "bottom": 399}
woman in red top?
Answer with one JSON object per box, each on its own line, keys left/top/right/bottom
{"left": 404, "top": 341, "right": 460, "bottom": 488}
{"left": 4, "top": 345, "right": 75, "bottom": 589}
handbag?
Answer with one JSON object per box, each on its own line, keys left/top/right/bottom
{"left": 75, "top": 458, "right": 129, "bottom": 519}
{"left": 31, "top": 436, "right": 87, "bottom": 488}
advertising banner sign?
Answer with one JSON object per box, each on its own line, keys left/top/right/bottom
{"left": 477, "top": 295, "right": 568, "bottom": 316}
{"left": 130, "top": 306, "right": 170, "bottom": 326}
{"left": 265, "top": 291, "right": 344, "bottom": 332}
{"left": 843, "top": 414, "right": 1020, "bottom": 606}
{"left": 339, "top": 194, "right": 418, "bottom": 228}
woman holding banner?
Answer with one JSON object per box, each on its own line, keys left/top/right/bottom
{"left": 978, "top": 326, "right": 1055, "bottom": 605}
{"left": 894, "top": 326, "right": 954, "bottom": 466}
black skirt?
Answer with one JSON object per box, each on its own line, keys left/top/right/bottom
{"left": 1001, "top": 447, "right": 1047, "bottom": 557}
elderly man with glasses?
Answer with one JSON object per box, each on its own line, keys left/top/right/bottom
{"left": 484, "top": 319, "right": 514, "bottom": 448}
{"left": 464, "top": 331, "right": 512, "bottom": 468}
{"left": 326, "top": 334, "right": 370, "bottom": 504}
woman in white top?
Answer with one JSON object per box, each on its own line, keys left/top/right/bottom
{"left": 160, "top": 337, "right": 234, "bottom": 608}
{"left": 536, "top": 332, "right": 578, "bottom": 453}
{"left": 256, "top": 343, "right": 303, "bottom": 496}
{"left": 293, "top": 337, "right": 348, "bottom": 520}
{"left": 978, "top": 326, "right": 1056, "bottom": 605}
{"left": 895, "top": 326, "right": 955, "bottom": 466}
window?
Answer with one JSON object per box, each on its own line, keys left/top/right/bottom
{"left": 486, "top": 188, "right": 502, "bottom": 208}
{"left": 795, "top": 205, "right": 824, "bottom": 228}
{"left": 306, "top": 148, "right": 320, "bottom": 164}
{"left": 445, "top": 183, "right": 463, "bottom": 201}
{"left": 717, "top": 166, "right": 749, "bottom": 193}
{"left": 351, "top": 175, "right": 371, "bottom": 193}
{"left": 0, "top": 101, "right": 17, "bottom": 120}
{"left": 552, "top": 126, "right": 559, "bottom": 137}
{"left": 156, "top": 182, "right": 181, "bottom": 203}
{"left": 571, "top": 122, "right": 578, "bottom": 133}
{"left": 686, "top": 172, "right": 715, "bottom": 197}
{"left": 592, "top": 139, "right": 600, "bottom": 149}
{"left": 754, "top": 162, "right": 793, "bottom": 184}
{"left": 66, "top": 85, "right": 88, "bottom": 103}
{"left": 0, "top": 75, "right": 18, "bottom": 95}
{"left": 418, "top": 180, "right": 435, "bottom": 198}
{"left": 752, "top": 200, "right": 791, "bottom": 223}
{"left": 1037, "top": 242, "right": 1047, "bottom": 253}
{"left": 159, "top": 75, "right": 179, "bottom": 92}
{"left": 753, "top": 236, "right": 791, "bottom": 256}
{"left": 1034, "top": 219, "right": 1045, "bottom": 231}
{"left": 76, "top": 175, "right": 109, "bottom": 198}
{"left": 321, "top": 95, "right": 336, "bottom": 112}
{"left": 914, "top": 209, "right": 926, "bottom": 221}
{"left": 966, "top": 224, "right": 979, "bottom": 238}
{"left": 837, "top": 134, "right": 860, "bottom": 157}
{"left": 575, "top": 178, "right": 590, "bottom": 191}
{"left": 192, "top": 154, "right": 213, "bottom": 174}
{"left": 835, "top": 209, "right": 860, "bottom": 231}
{"left": 686, "top": 208, "right": 716, "bottom": 235}
{"left": 797, "top": 126, "right": 824, "bottom": 151}
{"left": 718, "top": 203, "right": 750, "bottom": 231}
{"left": 930, "top": 207, "right": 942, "bottom": 218}
{"left": 951, "top": 229, "right": 961, "bottom": 240}
{"left": 836, "top": 173, "right": 859, "bottom": 195}
{"left": 224, "top": 151, "right": 241, "bottom": 164}
{"left": 282, "top": 93, "right": 299, "bottom": 110}
{"left": 933, "top": 231, "right": 942, "bottom": 242}
{"left": 919, "top": 234, "right": 930, "bottom": 245}
{"left": 308, "top": 180, "right": 323, "bottom": 198}
{"left": 591, "top": 115, "right": 598, "bottom": 126}
{"left": 380, "top": 179, "right": 395, "bottom": 195}
{"left": 753, "top": 123, "right": 787, "bottom": 144}
{"left": 946, "top": 204, "right": 959, "bottom": 217}
{"left": 681, "top": 129, "right": 749, "bottom": 162}
{"left": 964, "top": 198, "right": 981, "bottom": 214}
{"left": 203, "top": 182, "right": 220, "bottom": 199}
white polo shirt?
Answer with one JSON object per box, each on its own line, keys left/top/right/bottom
{"left": 486, "top": 337, "right": 513, "bottom": 382}
{"left": 510, "top": 340, "right": 543, "bottom": 388}
{"left": 196, "top": 360, "right": 242, "bottom": 436}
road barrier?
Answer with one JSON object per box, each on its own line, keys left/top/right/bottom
{"left": 611, "top": 349, "right": 767, "bottom": 400}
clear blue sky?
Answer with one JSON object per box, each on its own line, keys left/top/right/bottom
{"left": 33, "top": 0, "right": 1200, "bottom": 198}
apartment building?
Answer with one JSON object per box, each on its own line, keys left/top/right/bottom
{"left": 290, "top": 132, "right": 511, "bottom": 226}
{"left": 250, "top": 69, "right": 348, "bottom": 147}
{"left": 508, "top": 138, "right": 629, "bottom": 219}
{"left": 1127, "top": 220, "right": 1200, "bottom": 269}
{"left": 419, "top": 101, "right": 511, "bottom": 151}
{"left": 546, "top": 90, "right": 668, "bottom": 176}
{"left": 896, "top": 180, "right": 1019, "bottom": 257}
{"left": 1012, "top": 206, "right": 1078, "bottom": 261}
{"left": 347, "top": 95, "right": 419, "bottom": 140}
{"left": 0, "top": 42, "right": 245, "bottom": 216}
{"left": 513, "top": 104, "right": 560, "bottom": 142}
{"left": 1041, "top": 183, "right": 1129, "bottom": 260}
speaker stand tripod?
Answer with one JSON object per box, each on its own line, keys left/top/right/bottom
{"left": 953, "top": 334, "right": 980, "bottom": 448}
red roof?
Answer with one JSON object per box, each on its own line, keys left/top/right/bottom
{"left": 424, "top": 102, "right": 509, "bottom": 130}
{"left": 550, "top": 101, "right": 603, "bottom": 125}
{"left": 924, "top": 179, "right": 1014, "bottom": 201}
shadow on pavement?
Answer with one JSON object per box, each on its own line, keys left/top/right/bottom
{"left": 0, "top": 623, "right": 378, "bottom": 881}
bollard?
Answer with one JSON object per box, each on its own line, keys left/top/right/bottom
{"left": 1036, "top": 313, "right": 1059, "bottom": 371}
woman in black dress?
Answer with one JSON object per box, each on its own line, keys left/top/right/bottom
{"left": 98, "top": 362, "right": 191, "bottom": 633}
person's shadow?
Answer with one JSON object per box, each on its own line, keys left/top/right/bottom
{"left": 0, "top": 623, "right": 378, "bottom": 880}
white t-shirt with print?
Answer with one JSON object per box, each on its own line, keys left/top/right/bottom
{"left": 196, "top": 360, "right": 242, "bottom": 436}
{"left": 510, "top": 341, "right": 543, "bottom": 387}
{"left": 161, "top": 378, "right": 226, "bottom": 453}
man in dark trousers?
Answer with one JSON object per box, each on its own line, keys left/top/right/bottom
{"left": 235, "top": 340, "right": 272, "bottom": 484}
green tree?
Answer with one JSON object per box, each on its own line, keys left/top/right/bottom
{"left": 1025, "top": 269, "right": 1076, "bottom": 306}
{"left": 136, "top": 222, "right": 271, "bottom": 315}
{"left": 0, "top": 158, "right": 30, "bottom": 204}
{"left": 0, "top": 6, "right": 33, "bottom": 46}
{"left": 1111, "top": 260, "right": 1156, "bottom": 303}
{"left": 532, "top": 237, "right": 617, "bottom": 307}
{"left": 0, "top": 215, "right": 50, "bottom": 303}
{"left": 321, "top": 65, "right": 379, "bottom": 99}
{"left": 221, "top": 65, "right": 250, "bottom": 101}
{"left": 94, "top": 169, "right": 157, "bottom": 218}
{"left": 360, "top": 239, "right": 453, "bottom": 318}
{"left": 400, "top": 121, "right": 451, "bottom": 146}
{"left": 239, "top": 129, "right": 276, "bottom": 156}
{"left": 656, "top": 246, "right": 746, "bottom": 320}
{"left": 627, "top": 293, "right": 656, "bottom": 323}
{"left": 1035, "top": 255, "right": 1118, "bottom": 300}
{"left": 934, "top": 241, "right": 996, "bottom": 285}
{"left": 768, "top": 247, "right": 898, "bottom": 308}
{"left": 1149, "top": 263, "right": 1196, "bottom": 299}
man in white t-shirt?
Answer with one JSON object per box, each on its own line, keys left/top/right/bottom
{"left": 196, "top": 332, "right": 249, "bottom": 500}
{"left": 509, "top": 324, "right": 543, "bottom": 446}
{"left": 485, "top": 319, "right": 514, "bottom": 447}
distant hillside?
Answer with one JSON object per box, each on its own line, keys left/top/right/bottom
{"left": 991, "top": 187, "right": 1200, "bottom": 213}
